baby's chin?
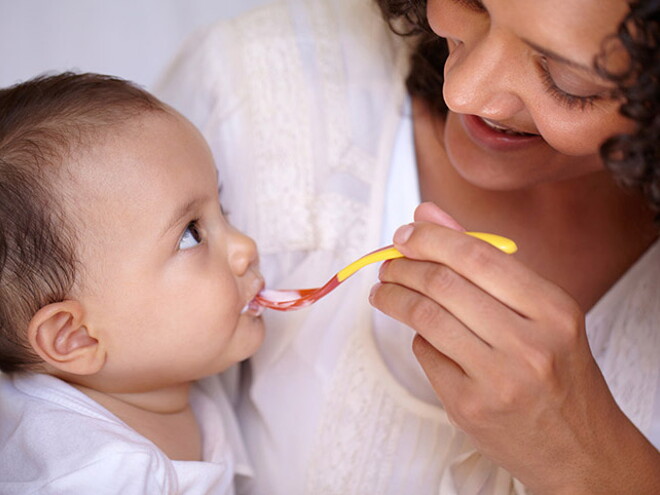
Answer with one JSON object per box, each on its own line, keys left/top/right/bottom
{"left": 232, "top": 314, "right": 266, "bottom": 361}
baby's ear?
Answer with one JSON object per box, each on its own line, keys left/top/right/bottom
{"left": 27, "top": 301, "right": 105, "bottom": 376}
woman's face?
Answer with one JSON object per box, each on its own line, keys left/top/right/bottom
{"left": 428, "top": 0, "right": 633, "bottom": 190}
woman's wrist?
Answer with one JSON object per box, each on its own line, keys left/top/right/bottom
{"left": 535, "top": 412, "right": 660, "bottom": 495}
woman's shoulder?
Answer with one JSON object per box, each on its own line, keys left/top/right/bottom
{"left": 589, "top": 239, "right": 660, "bottom": 322}
{"left": 159, "top": 0, "right": 408, "bottom": 95}
{"left": 189, "top": 0, "right": 405, "bottom": 48}
{"left": 586, "top": 239, "right": 660, "bottom": 440}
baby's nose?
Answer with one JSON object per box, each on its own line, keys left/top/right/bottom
{"left": 228, "top": 228, "right": 259, "bottom": 276}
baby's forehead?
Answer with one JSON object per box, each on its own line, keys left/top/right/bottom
{"left": 62, "top": 110, "right": 179, "bottom": 172}
{"left": 61, "top": 109, "right": 213, "bottom": 218}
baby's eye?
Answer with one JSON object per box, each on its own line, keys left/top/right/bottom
{"left": 179, "top": 221, "right": 202, "bottom": 250}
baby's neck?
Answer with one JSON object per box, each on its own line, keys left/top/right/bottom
{"left": 73, "top": 382, "right": 202, "bottom": 461}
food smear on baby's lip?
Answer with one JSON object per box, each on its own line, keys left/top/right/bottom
{"left": 241, "top": 299, "right": 265, "bottom": 317}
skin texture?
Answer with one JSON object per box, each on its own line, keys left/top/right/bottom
{"left": 28, "top": 111, "right": 264, "bottom": 460}
{"left": 370, "top": 0, "right": 660, "bottom": 492}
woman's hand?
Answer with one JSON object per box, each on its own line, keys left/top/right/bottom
{"left": 369, "top": 202, "right": 660, "bottom": 494}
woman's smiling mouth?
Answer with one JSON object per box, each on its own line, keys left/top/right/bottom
{"left": 460, "top": 113, "right": 544, "bottom": 152}
{"left": 480, "top": 116, "right": 539, "bottom": 137}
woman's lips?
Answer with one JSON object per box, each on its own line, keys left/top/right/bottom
{"left": 460, "top": 113, "right": 543, "bottom": 152}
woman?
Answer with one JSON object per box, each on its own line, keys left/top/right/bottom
{"left": 371, "top": 0, "right": 660, "bottom": 492}
{"left": 157, "top": 0, "right": 659, "bottom": 492}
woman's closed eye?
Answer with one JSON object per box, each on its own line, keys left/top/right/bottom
{"left": 536, "top": 57, "right": 611, "bottom": 110}
{"left": 179, "top": 221, "right": 203, "bottom": 250}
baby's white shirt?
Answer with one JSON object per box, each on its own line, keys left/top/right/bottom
{"left": 0, "top": 372, "right": 252, "bottom": 494}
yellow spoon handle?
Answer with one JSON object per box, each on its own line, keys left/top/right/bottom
{"left": 336, "top": 231, "right": 517, "bottom": 282}
{"left": 465, "top": 232, "right": 518, "bottom": 254}
{"left": 336, "top": 247, "right": 403, "bottom": 282}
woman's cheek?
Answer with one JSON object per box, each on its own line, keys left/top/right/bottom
{"left": 537, "top": 124, "right": 599, "bottom": 156}
{"left": 533, "top": 112, "right": 621, "bottom": 156}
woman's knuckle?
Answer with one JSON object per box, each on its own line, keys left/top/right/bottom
{"left": 461, "top": 241, "right": 491, "bottom": 270}
{"left": 425, "top": 264, "right": 456, "bottom": 295}
{"left": 409, "top": 297, "right": 440, "bottom": 329}
{"left": 550, "top": 298, "right": 584, "bottom": 343}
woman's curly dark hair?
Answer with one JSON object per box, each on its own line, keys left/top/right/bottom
{"left": 375, "top": 0, "right": 449, "bottom": 116}
{"left": 374, "top": 0, "right": 660, "bottom": 217}
{"left": 600, "top": 0, "right": 660, "bottom": 215}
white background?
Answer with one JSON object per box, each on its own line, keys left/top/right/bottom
{"left": 0, "top": 0, "right": 271, "bottom": 90}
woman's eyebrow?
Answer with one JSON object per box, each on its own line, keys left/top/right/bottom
{"left": 522, "top": 38, "right": 594, "bottom": 73}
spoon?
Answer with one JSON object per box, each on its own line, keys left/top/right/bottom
{"left": 251, "top": 232, "right": 517, "bottom": 312}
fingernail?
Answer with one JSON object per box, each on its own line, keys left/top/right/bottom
{"left": 378, "top": 260, "right": 389, "bottom": 278}
{"left": 393, "top": 224, "right": 414, "bottom": 245}
{"left": 369, "top": 283, "right": 381, "bottom": 302}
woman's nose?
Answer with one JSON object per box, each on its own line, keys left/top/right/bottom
{"left": 442, "top": 32, "right": 526, "bottom": 120}
{"left": 227, "top": 227, "right": 259, "bottom": 276}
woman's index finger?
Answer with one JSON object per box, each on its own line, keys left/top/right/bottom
{"left": 393, "top": 222, "right": 563, "bottom": 319}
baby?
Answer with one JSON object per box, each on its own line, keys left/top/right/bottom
{"left": 0, "top": 72, "right": 265, "bottom": 493}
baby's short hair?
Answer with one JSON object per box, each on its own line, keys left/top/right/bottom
{"left": 0, "top": 72, "right": 170, "bottom": 373}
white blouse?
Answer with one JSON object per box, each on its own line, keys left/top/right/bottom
{"left": 156, "top": 0, "right": 660, "bottom": 493}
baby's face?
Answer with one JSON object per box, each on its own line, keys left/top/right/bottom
{"left": 64, "top": 111, "right": 264, "bottom": 391}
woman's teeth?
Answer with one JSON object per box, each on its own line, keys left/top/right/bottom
{"left": 481, "top": 117, "right": 536, "bottom": 137}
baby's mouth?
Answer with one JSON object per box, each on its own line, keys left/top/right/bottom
{"left": 241, "top": 278, "right": 266, "bottom": 317}
{"left": 241, "top": 299, "right": 264, "bottom": 317}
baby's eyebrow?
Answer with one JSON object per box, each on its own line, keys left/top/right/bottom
{"left": 161, "top": 197, "right": 206, "bottom": 238}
